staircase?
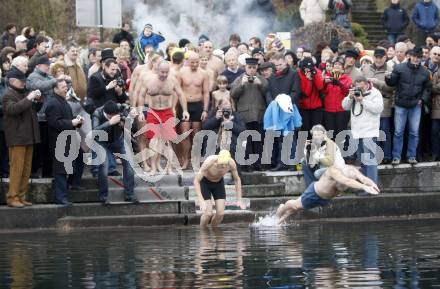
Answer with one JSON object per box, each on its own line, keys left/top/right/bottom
{"left": 351, "top": 0, "right": 387, "bottom": 47}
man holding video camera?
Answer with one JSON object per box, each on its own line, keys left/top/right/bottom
{"left": 91, "top": 100, "right": 136, "bottom": 204}
{"left": 342, "top": 76, "right": 383, "bottom": 194}
{"left": 231, "top": 57, "right": 268, "bottom": 171}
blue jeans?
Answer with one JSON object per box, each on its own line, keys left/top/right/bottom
{"left": 54, "top": 174, "right": 76, "bottom": 203}
{"left": 387, "top": 33, "right": 402, "bottom": 45}
{"left": 301, "top": 159, "right": 317, "bottom": 187}
{"left": 91, "top": 149, "right": 117, "bottom": 175}
{"left": 431, "top": 119, "right": 440, "bottom": 159}
{"left": 357, "top": 138, "right": 378, "bottom": 185}
{"left": 97, "top": 138, "right": 134, "bottom": 200}
{"left": 379, "top": 117, "right": 392, "bottom": 160}
{"left": 393, "top": 105, "right": 422, "bottom": 160}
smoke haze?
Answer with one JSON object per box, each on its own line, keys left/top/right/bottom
{"left": 128, "top": 0, "right": 276, "bottom": 48}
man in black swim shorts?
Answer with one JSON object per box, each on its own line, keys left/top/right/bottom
{"left": 194, "top": 150, "right": 245, "bottom": 227}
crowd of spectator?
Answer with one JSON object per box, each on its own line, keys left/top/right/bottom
{"left": 1, "top": 0, "right": 440, "bottom": 206}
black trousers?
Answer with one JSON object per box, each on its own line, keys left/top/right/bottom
{"left": 32, "top": 121, "right": 52, "bottom": 177}
{"left": 300, "top": 108, "right": 324, "bottom": 135}
{"left": 0, "top": 131, "right": 9, "bottom": 176}
{"left": 245, "top": 122, "right": 264, "bottom": 167}
{"left": 323, "top": 111, "right": 350, "bottom": 139}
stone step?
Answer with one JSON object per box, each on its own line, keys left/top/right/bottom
{"left": 247, "top": 193, "right": 440, "bottom": 219}
{"left": 66, "top": 200, "right": 195, "bottom": 217}
{"left": 0, "top": 175, "right": 185, "bottom": 204}
{"left": 56, "top": 210, "right": 263, "bottom": 229}
{"left": 187, "top": 183, "right": 287, "bottom": 199}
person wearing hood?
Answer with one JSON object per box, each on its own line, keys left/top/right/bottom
{"left": 385, "top": 47, "right": 432, "bottom": 165}
{"left": 383, "top": 0, "right": 410, "bottom": 44}
{"left": 412, "top": 0, "right": 439, "bottom": 46}
{"left": 135, "top": 24, "right": 165, "bottom": 63}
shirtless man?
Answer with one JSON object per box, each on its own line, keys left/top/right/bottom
{"left": 202, "top": 41, "right": 225, "bottom": 76}
{"left": 199, "top": 52, "right": 215, "bottom": 92}
{"left": 178, "top": 52, "right": 210, "bottom": 169}
{"left": 130, "top": 54, "right": 164, "bottom": 172}
{"left": 194, "top": 150, "right": 245, "bottom": 227}
{"left": 145, "top": 61, "right": 189, "bottom": 175}
{"left": 276, "top": 165, "right": 380, "bottom": 224}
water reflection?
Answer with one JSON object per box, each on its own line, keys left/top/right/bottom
{"left": 0, "top": 220, "right": 439, "bottom": 288}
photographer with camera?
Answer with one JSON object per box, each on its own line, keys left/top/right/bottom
{"left": 298, "top": 57, "right": 325, "bottom": 134}
{"left": 302, "top": 125, "right": 345, "bottom": 187}
{"left": 342, "top": 76, "right": 383, "bottom": 194}
{"left": 231, "top": 57, "right": 268, "bottom": 171}
{"left": 202, "top": 98, "right": 246, "bottom": 164}
{"left": 87, "top": 49, "right": 128, "bottom": 111}
{"left": 2, "top": 67, "right": 42, "bottom": 207}
{"left": 45, "top": 79, "right": 84, "bottom": 205}
{"left": 92, "top": 100, "right": 136, "bottom": 204}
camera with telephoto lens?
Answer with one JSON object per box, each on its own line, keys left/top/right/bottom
{"left": 354, "top": 88, "right": 362, "bottom": 97}
{"left": 248, "top": 75, "right": 255, "bottom": 83}
{"left": 117, "top": 103, "right": 131, "bottom": 122}
{"left": 222, "top": 109, "right": 232, "bottom": 119}
{"left": 116, "top": 76, "right": 126, "bottom": 88}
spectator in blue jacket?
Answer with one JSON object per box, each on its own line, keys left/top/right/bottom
{"left": 412, "top": 0, "right": 439, "bottom": 46}
{"left": 383, "top": 0, "right": 410, "bottom": 44}
{"left": 135, "top": 24, "right": 165, "bottom": 63}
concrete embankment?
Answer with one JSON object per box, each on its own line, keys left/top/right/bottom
{"left": 0, "top": 163, "right": 440, "bottom": 232}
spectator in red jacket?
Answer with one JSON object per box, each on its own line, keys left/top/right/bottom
{"left": 298, "top": 57, "right": 325, "bottom": 133}
{"left": 322, "top": 56, "right": 352, "bottom": 141}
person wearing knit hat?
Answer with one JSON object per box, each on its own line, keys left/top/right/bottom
{"left": 194, "top": 150, "right": 245, "bottom": 227}
{"left": 344, "top": 48, "right": 363, "bottom": 82}
{"left": 198, "top": 34, "right": 209, "bottom": 46}
{"left": 252, "top": 47, "right": 265, "bottom": 64}
{"left": 135, "top": 23, "right": 165, "bottom": 63}
{"left": 178, "top": 38, "right": 190, "bottom": 48}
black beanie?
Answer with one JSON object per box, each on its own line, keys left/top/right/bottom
{"left": 103, "top": 101, "right": 119, "bottom": 114}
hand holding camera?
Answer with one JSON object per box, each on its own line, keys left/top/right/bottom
{"left": 109, "top": 114, "right": 121, "bottom": 125}
{"left": 106, "top": 80, "right": 118, "bottom": 90}
{"left": 72, "top": 115, "right": 84, "bottom": 127}
{"left": 27, "top": 90, "right": 41, "bottom": 101}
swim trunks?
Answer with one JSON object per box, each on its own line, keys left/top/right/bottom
{"left": 145, "top": 108, "right": 177, "bottom": 140}
{"left": 301, "top": 182, "right": 331, "bottom": 209}
{"left": 187, "top": 101, "right": 204, "bottom": 122}
{"left": 201, "top": 177, "right": 226, "bottom": 200}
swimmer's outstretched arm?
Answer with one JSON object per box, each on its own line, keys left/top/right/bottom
{"left": 329, "top": 167, "right": 380, "bottom": 195}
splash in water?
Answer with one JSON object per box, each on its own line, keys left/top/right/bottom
{"left": 250, "top": 214, "right": 284, "bottom": 228}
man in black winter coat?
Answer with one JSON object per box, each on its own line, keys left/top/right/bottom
{"left": 382, "top": 0, "right": 410, "bottom": 44}
{"left": 266, "top": 52, "right": 301, "bottom": 171}
{"left": 385, "top": 47, "right": 432, "bottom": 165}
{"left": 87, "top": 57, "right": 128, "bottom": 112}
{"left": 46, "top": 79, "right": 84, "bottom": 205}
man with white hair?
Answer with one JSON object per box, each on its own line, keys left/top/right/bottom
{"left": 202, "top": 41, "right": 225, "bottom": 76}
{"left": 221, "top": 51, "right": 244, "bottom": 87}
{"left": 14, "top": 35, "right": 28, "bottom": 51}
{"left": 276, "top": 164, "right": 380, "bottom": 223}
{"left": 387, "top": 42, "right": 408, "bottom": 71}
{"left": 11, "top": 56, "right": 28, "bottom": 74}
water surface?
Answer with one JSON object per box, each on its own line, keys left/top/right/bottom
{"left": 0, "top": 219, "right": 440, "bottom": 288}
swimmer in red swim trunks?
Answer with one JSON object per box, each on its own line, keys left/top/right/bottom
{"left": 145, "top": 61, "right": 189, "bottom": 175}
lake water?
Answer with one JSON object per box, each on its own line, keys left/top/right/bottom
{"left": 0, "top": 219, "right": 439, "bottom": 288}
